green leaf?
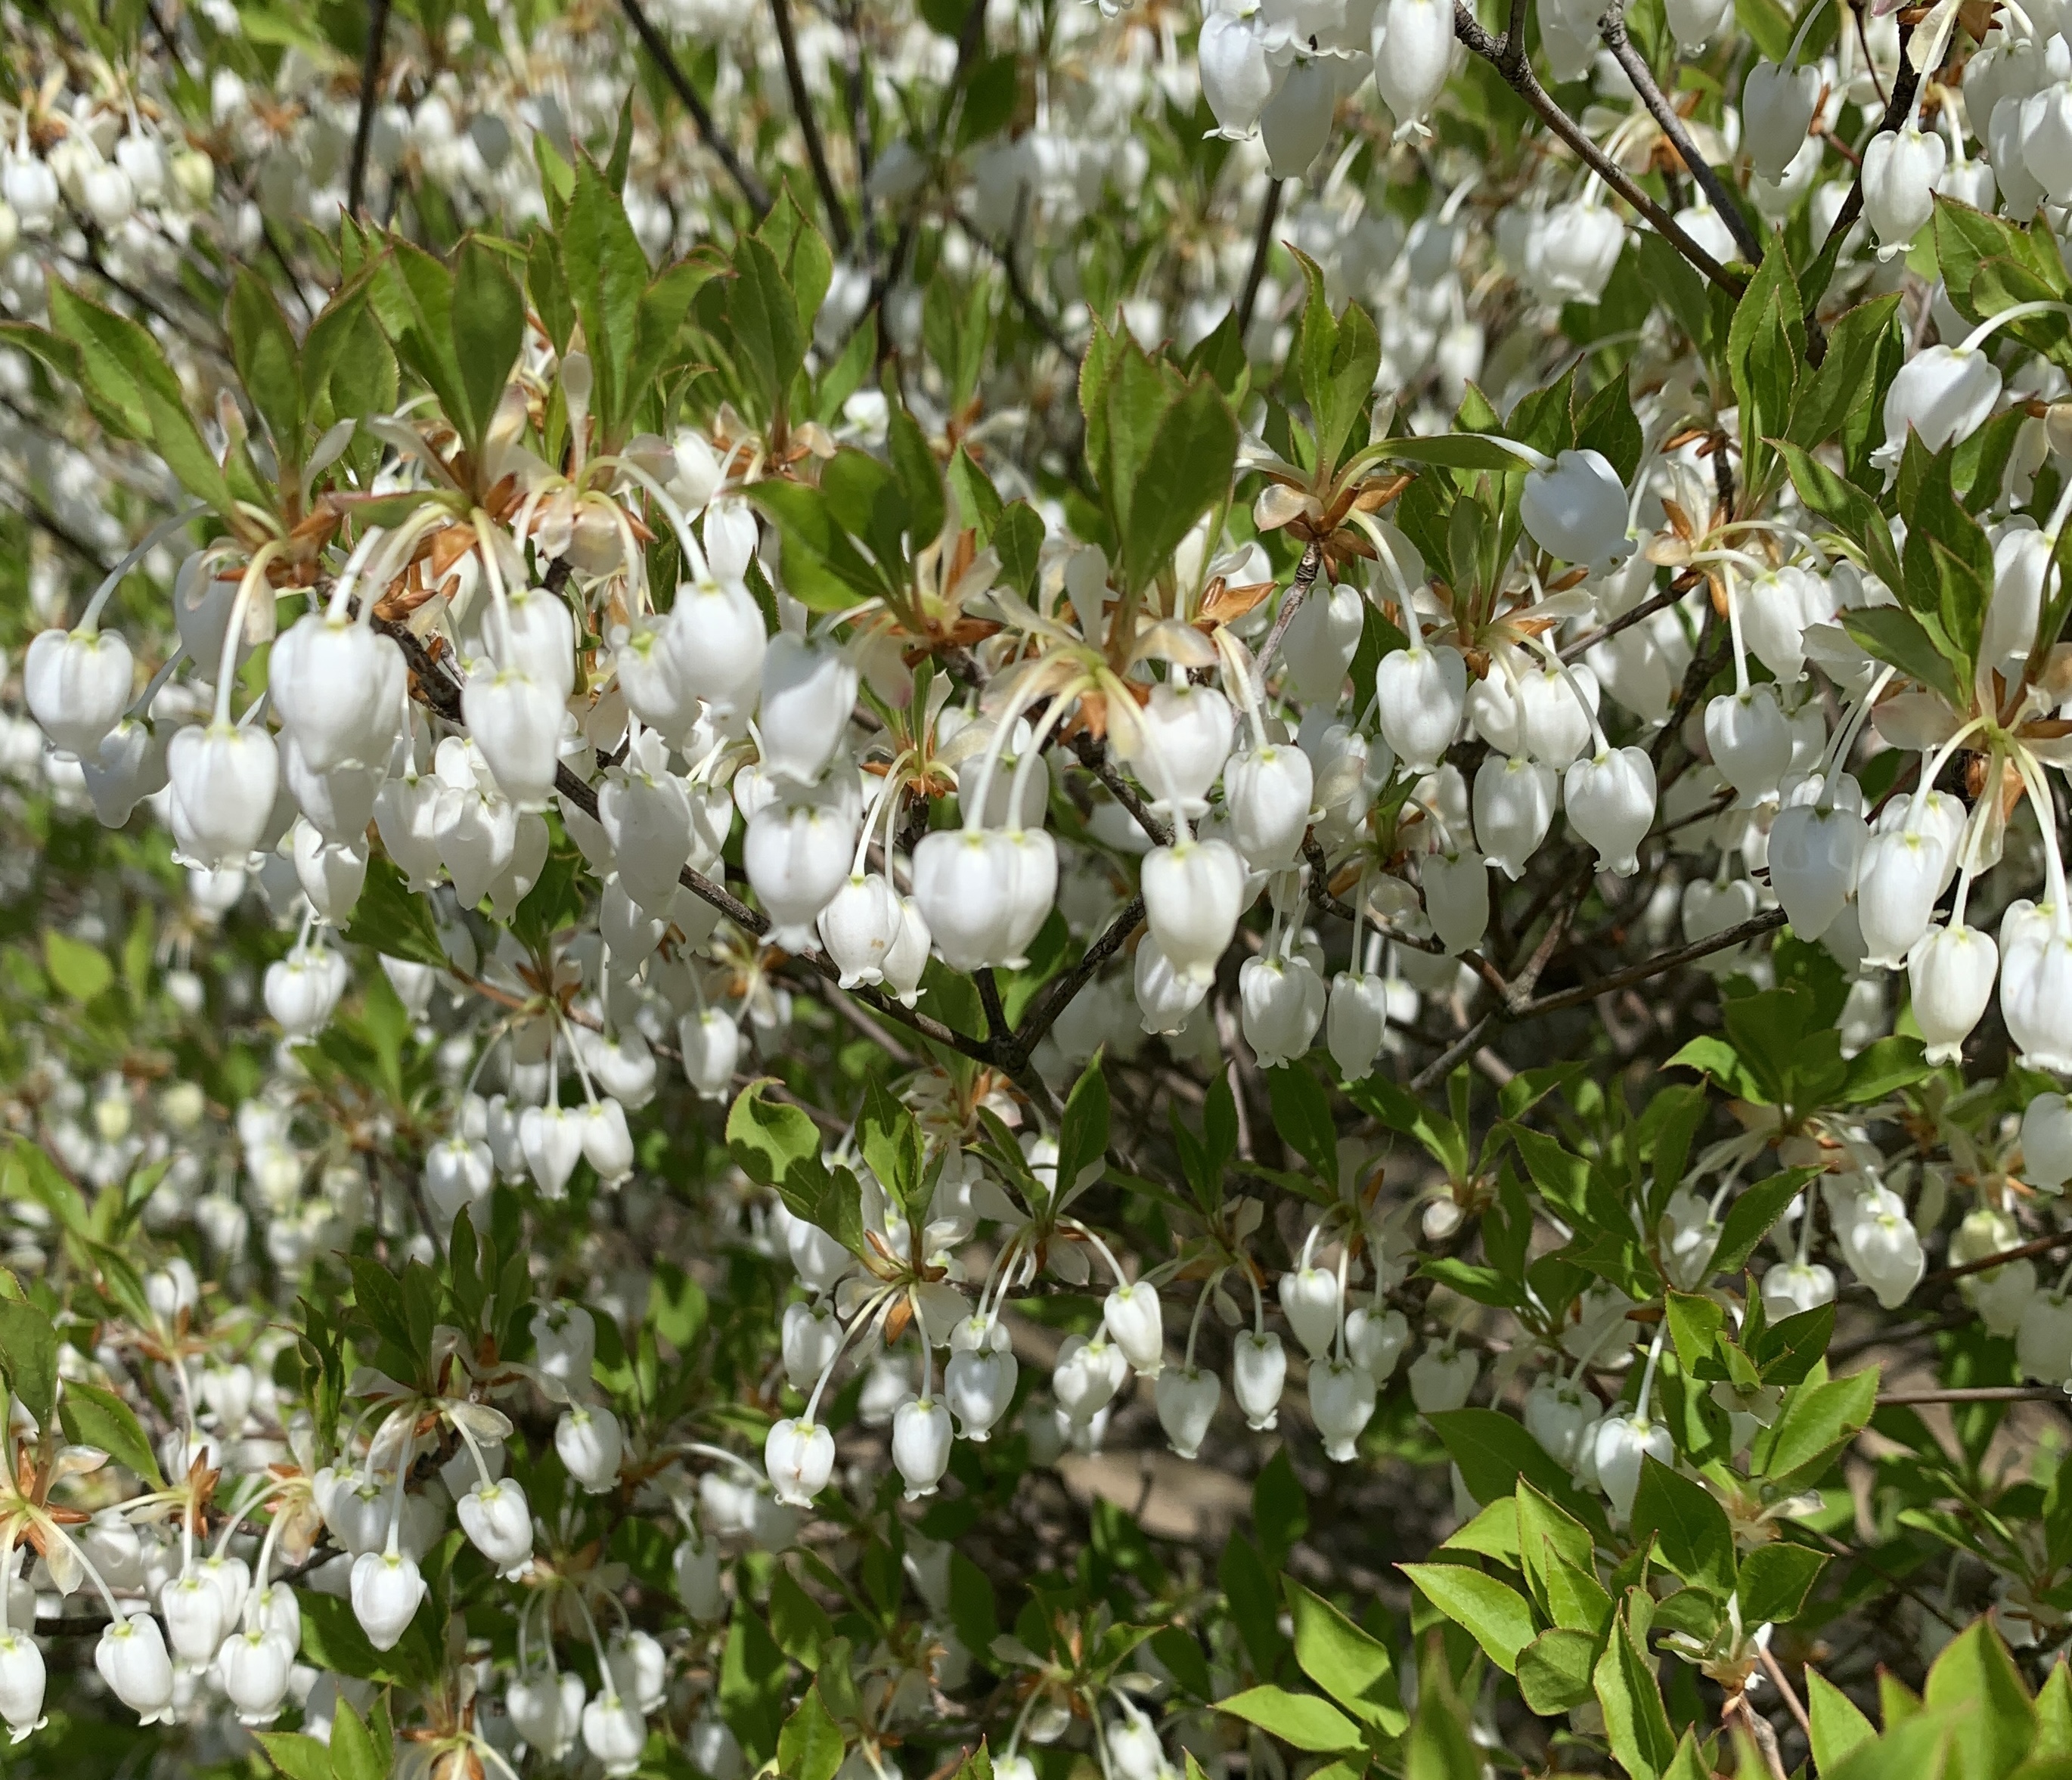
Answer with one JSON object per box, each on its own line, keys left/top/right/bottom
{"left": 0, "top": 1299, "right": 57, "bottom": 1425}
{"left": 1713, "top": 1169, "right": 1818, "bottom": 1277}
{"left": 1788, "top": 293, "right": 1902, "bottom": 449}
{"left": 254, "top": 1732, "right": 334, "bottom": 1780}
{"left": 1428, "top": 1409, "right": 1602, "bottom": 1528}
{"left": 728, "top": 234, "right": 808, "bottom": 425}
{"left": 227, "top": 270, "right": 304, "bottom": 462}
{"left": 1923, "top": 1621, "right": 2034, "bottom": 1780}
{"left": 1779, "top": 440, "right": 1903, "bottom": 592}
{"left": 1218, "top": 1685, "right": 1364, "bottom": 1754}
{"left": 451, "top": 237, "right": 527, "bottom": 454}
{"left": 1289, "top": 1580, "right": 1407, "bottom": 1732}
{"left": 776, "top": 1683, "right": 847, "bottom": 1780}
{"left": 1119, "top": 375, "right": 1236, "bottom": 595}
{"left": 1757, "top": 1364, "right": 1879, "bottom": 1487}
{"left": 44, "top": 929, "right": 113, "bottom": 1001}
{"left": 1808, "top": 1669, "right": 1878, "bottom": 1772}
{"left": 1841, "top": 606, "right": 1968, "bottom": 712}
{"left": 560, "top": 158, "right": 653, "bottom": 442}
{"left": 1630, "top": 1459, "right": 1735, "bottom": 1595}
{"left": 1052, "top": 1053, "right": 1110, "bottom": 1202}
{"left": 991, "top": 501, "right": 1045, "bottom": 598}
{"left": 1267, "top": 1064, "right": 1339, "bottom": 1183}
{"left": 330, "top": 1698, "right": 392, "bottom": 1780}
{"left": 1399, "top": 1562, "right": 1535, "bottom": 1673}
{"left": 1737, "top": 1540, "right": 1826, "bottom": 1624}
{"left": 1379, "top": 433, "right": 1533, "bottom": 472}
{"left": 720, "top": 1609, "right": 789, "bottom": 1764}
{"left": 1595, "top": 1603, "right": 1678, "bottom": 1780}
{"left": 58, "top": 1378, "right": 166, "bottom": 1487}
{"left": 343, "top": 854, "right": 448, "bottom": 969}
{"left": 1518, "top": 1627, "right": 1601, "bottom": 1715}
{"left": 299, "top": 1587, "right": 439, "bottom": 1688}
{"left": 769, "top": 1563, "right": 834, "bottom": 1670}
{"left": 1665, "top": 1291, "right": 1725, "bottom": 1375}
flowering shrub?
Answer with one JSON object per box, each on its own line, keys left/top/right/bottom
{"left": 6, "top": 0, "right": 2072, "bottom": 1772}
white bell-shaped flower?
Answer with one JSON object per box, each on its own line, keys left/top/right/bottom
{"left": 1326, "top": 969, "right": 1390, "bottom": 1081}
{"left": 1591, "top": 1412, "right": 1671, "bottom": 1521}
{"left": 1142, "top": 836, "right": 1247, "bottom": 982}
{"left": 1224, "top": 743, "right": 1315, "bottom": 868}
{"left": 1408, "top": 1344, "right": 1478, "bottom": 1413}
{"left": 1261, "top": 57, "right": 1335, "bottom": 178}
{"left": 892, "top": 1394, "right": 954, "bottom": 1499}
{"left": 0, "top": 1625, "right": 46, "bottom": 1743}
{"left": 1103, "top": 1281, "right": 1165, "bottom": 1375}
{"left": 786, "top": 1214, "right": 855, "bottom": 1295}
{"left": 1909, "top": 922, "right": 1998, "bottom": 1063}
{"left": 1053, "top": 1332, "right": 1128, "bottom": 1424}
{"left": 1239, "top": 950, "right": 1326, "bottom": 1068}
{"left": 508, "top": 1671, "right": 585, "bottom": 1759}
{"left": 582, "top": 1692, "right": 647, "bottom": 1778}
{"left": 2018, "top": 1291, "right": 2072, "bottom": 1385}
{"left": 664, "top": 572, "right": 768, "bottom": 710}
{"left": 1281, "top": 583, "right": 1366, "bottom": 702}
{"left": 1232, "top": 1329, "right": 1287, "bottom": 1430}
{"left": 912, "top": 826, "right": 1020, "bottom": 970}
{"left": 1759, "top": 1258, "right": 1836, "bottom": 1320}
{"left": 612, "top": 616, "right": 703, "bottom": 745}
{"left": 1200, "top": 13, "right": 1276, "bottom": 138}
{"left": 578, "top": 1098, "right": 634, "bottom": 1183}
{"left": 269, "top": 611, "right": 405, "bottom": 774}
{"left": 1524, "top": 1375, "right": 1595, "bottom": 1471}
{"left": 2023, "top": 1091, "right": 2072, "bottom": 1189}
{"left": 2002, "top": 925, "right": 2072, "bottom": 1072}
{"left": 290, "top": 820, "right": 368, "bottom": 926}
{"left": 534, "top": 1304, "right": 597, "bottom": 1393}
{"left": 1134, "top": 934, "right": 1211, "bottom": 1034}
{"left": 944, "top": 1321, "right": 1018, "bottom": 1439}
{"left": 1860, "top": 124, "right": 1945, "bottom": 258}
{"left": 1856, "top": 823, "right": 1946, "bottom": 969}
{"left": 1743, "top": 60, "right": 1822, "bottom": 181}
{"left": 758, "top": 634, "right": 858, "bottom": 785}
{"left": 1877, "top": 344, "right": 2001, "bottom": 464}
{"left": 25, "top": 627, "right": 134, "bottom": 761}
{"left": 95, "top": 1614, "right": 175, "bottom": 1725}
{"left": 167, "top": 722, "right": 280, "bottom": 867}
{"left": 1564, "top": 746, "right": 1655, "bottom": 876}
{"left": 1117, "top": 681, "right": 1233, "bottom": 814}
{"left": 1472, "top": 753, "right": 1556, "bottom": 879}
{"left": 782, "top": 1301, "right": 843, "bottom": 1389}
{"left": 217, "top": 1626, "right": 292, "bottom": 1725}
{"left": 520, "top": 1103, "right": 584, "bottom": 1199}
{"left": 1154, "top": 1365, "right": 1222, "bottom": 1459}
{"left": 1423, "top": 849, "right": 1490, "bottom": 954}
{"left": 1518, "top": 661, "right": 1597, "bottom": 768}
{"left": 1346, "top": 1304, "right": 1410, "bottom": 1380}
{"left": 678, "top": 1007, "right": 743, "bottom": 1100}
{"left": 1520, "top": 451, "right": 1634, "bottom": 576}
{"left": 557, "top": 1403, "right": 625, "bottom": 1492}
{"left": 764, "top": 1416, "right": 836, "bottom": 1506}
{"left": 462, "top": 667, "right": 563, "bottom": 810}
{"left": 1528, "top": 198, "right": 1627, "bottom": 302}
{"left": 349, "top": 1549, "right": 426, "bottom": 1651}
{"left": 744, "top": 785, "right": 857, "bottom": 951}
{"left": 674, "top": 1533, "right": 725, "bottom": 1622}
{"left": 161, "top": 1568, "right": 228, "bottom": 1664}
{"left": 599, "top": 756, "right": 694, "bottom": 914}
{"left": 819, "top": 872, "right": 904, "bottom": 987}
{"left": 1704, "top": 685, "right": 1791, "bottom": 806}
{"left": 263, "top": 944, "right": 349, "bottom": 1040}
{"left": 1376, "top": 643, "right": 1466, "bottom": 774}
{"left": 80, "top": 715, "right": 168, "bottom": 827}
{"left": 1840, "top": 1193, "right": 1925, "bottom": 1307}
{"left": 1664, "top": 0, "right": 1732, "bottom": 51}
{"left": 457, "top": 1475, "right": 533, "bottom": 1572}
{"left": 606, "top": 1630, "right": 669, "bottom": 1713}
{"left": 1374, "top": 0, "right": 1454, "bottom": 133}
{"left": 1767, "top": 799, "right": 1867, "bottom": 941}
{"left": 1278, "top": 1264, "right": 1342, "bottom": 1358}
{"left": 1309, "top": 1356, "right": 1378, "bottom": 1461}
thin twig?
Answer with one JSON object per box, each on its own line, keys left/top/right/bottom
{"left": 1757, "top": 1645, "right": 1813, "bottom": 1748}
{"left": 1255, "top": 540, "right": 1325, "bottom": 682}
{"left": 1236, "top": 176, "right": 1284, "bottom": 342}
{"left": 1010, "top": 896, "right": 1146, "bottom": 1062}
{"left": 1512, "top": 907, "right": 1786, "bottom": 1017}
{"left": 1452, "top": 1, "right": 1745, "bottom": 297}
{"left": 618, "top": 0, "right": 774, "bottom": 216}
{"left": 347, "top": 0, "right": 392, "bottom": 219}
{"left": 1069, "top": 732, "right": 1172, "bottom": 848}
{"left": 1804, "top": 20, "right": 1918, "bottom": 341}
{"left": 1875, "top": 1385, "right": 2070, "bottom": 1406}
{"left": 1599, "top": 2, "right": 1761, "bottom": 263}
{"left": 771, "top": 0, "right": 853, "bottom": 251}
{"left": 1559, "top": 580, "right": 1688, "bottom": 662}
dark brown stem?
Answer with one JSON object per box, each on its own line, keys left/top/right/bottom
{"left": 771, "top": 0, "right": 853, "bottom": 251}
{"left": 347, "top": 0, "right": 392, "bottom": 219}
{"left": 1513, "top": 908, "right": 1785, "bottom": 1016}
{"left": 1804, "top": 20, "right": 1918, "bottom": 338}
{"left": 1876, "top": 1386, "right": 2071, "bottom": 1405}
{"left": 1009, "top": 896, "right": 1146, "bottom": 1063}
{"left": 1068, "top": 732, "right": 1172, "bottom": 848}
{"left": 1452, "top": 0, "right": 1745, "bottom": 297}
{"left": 1599, "top": 2, "right": 1762, "bottom": 264}
{"left": 618, "top": 0, "right": 774, "bottom": 217}
{"left": 1255, "top": 540, "right": 1325, "bottom": 682}
{"left": 1558, "top": 578, "right": 1687, "bottom": 662}
{"left": 1236, "top": 177, "right": 1284, "bottom": 342}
